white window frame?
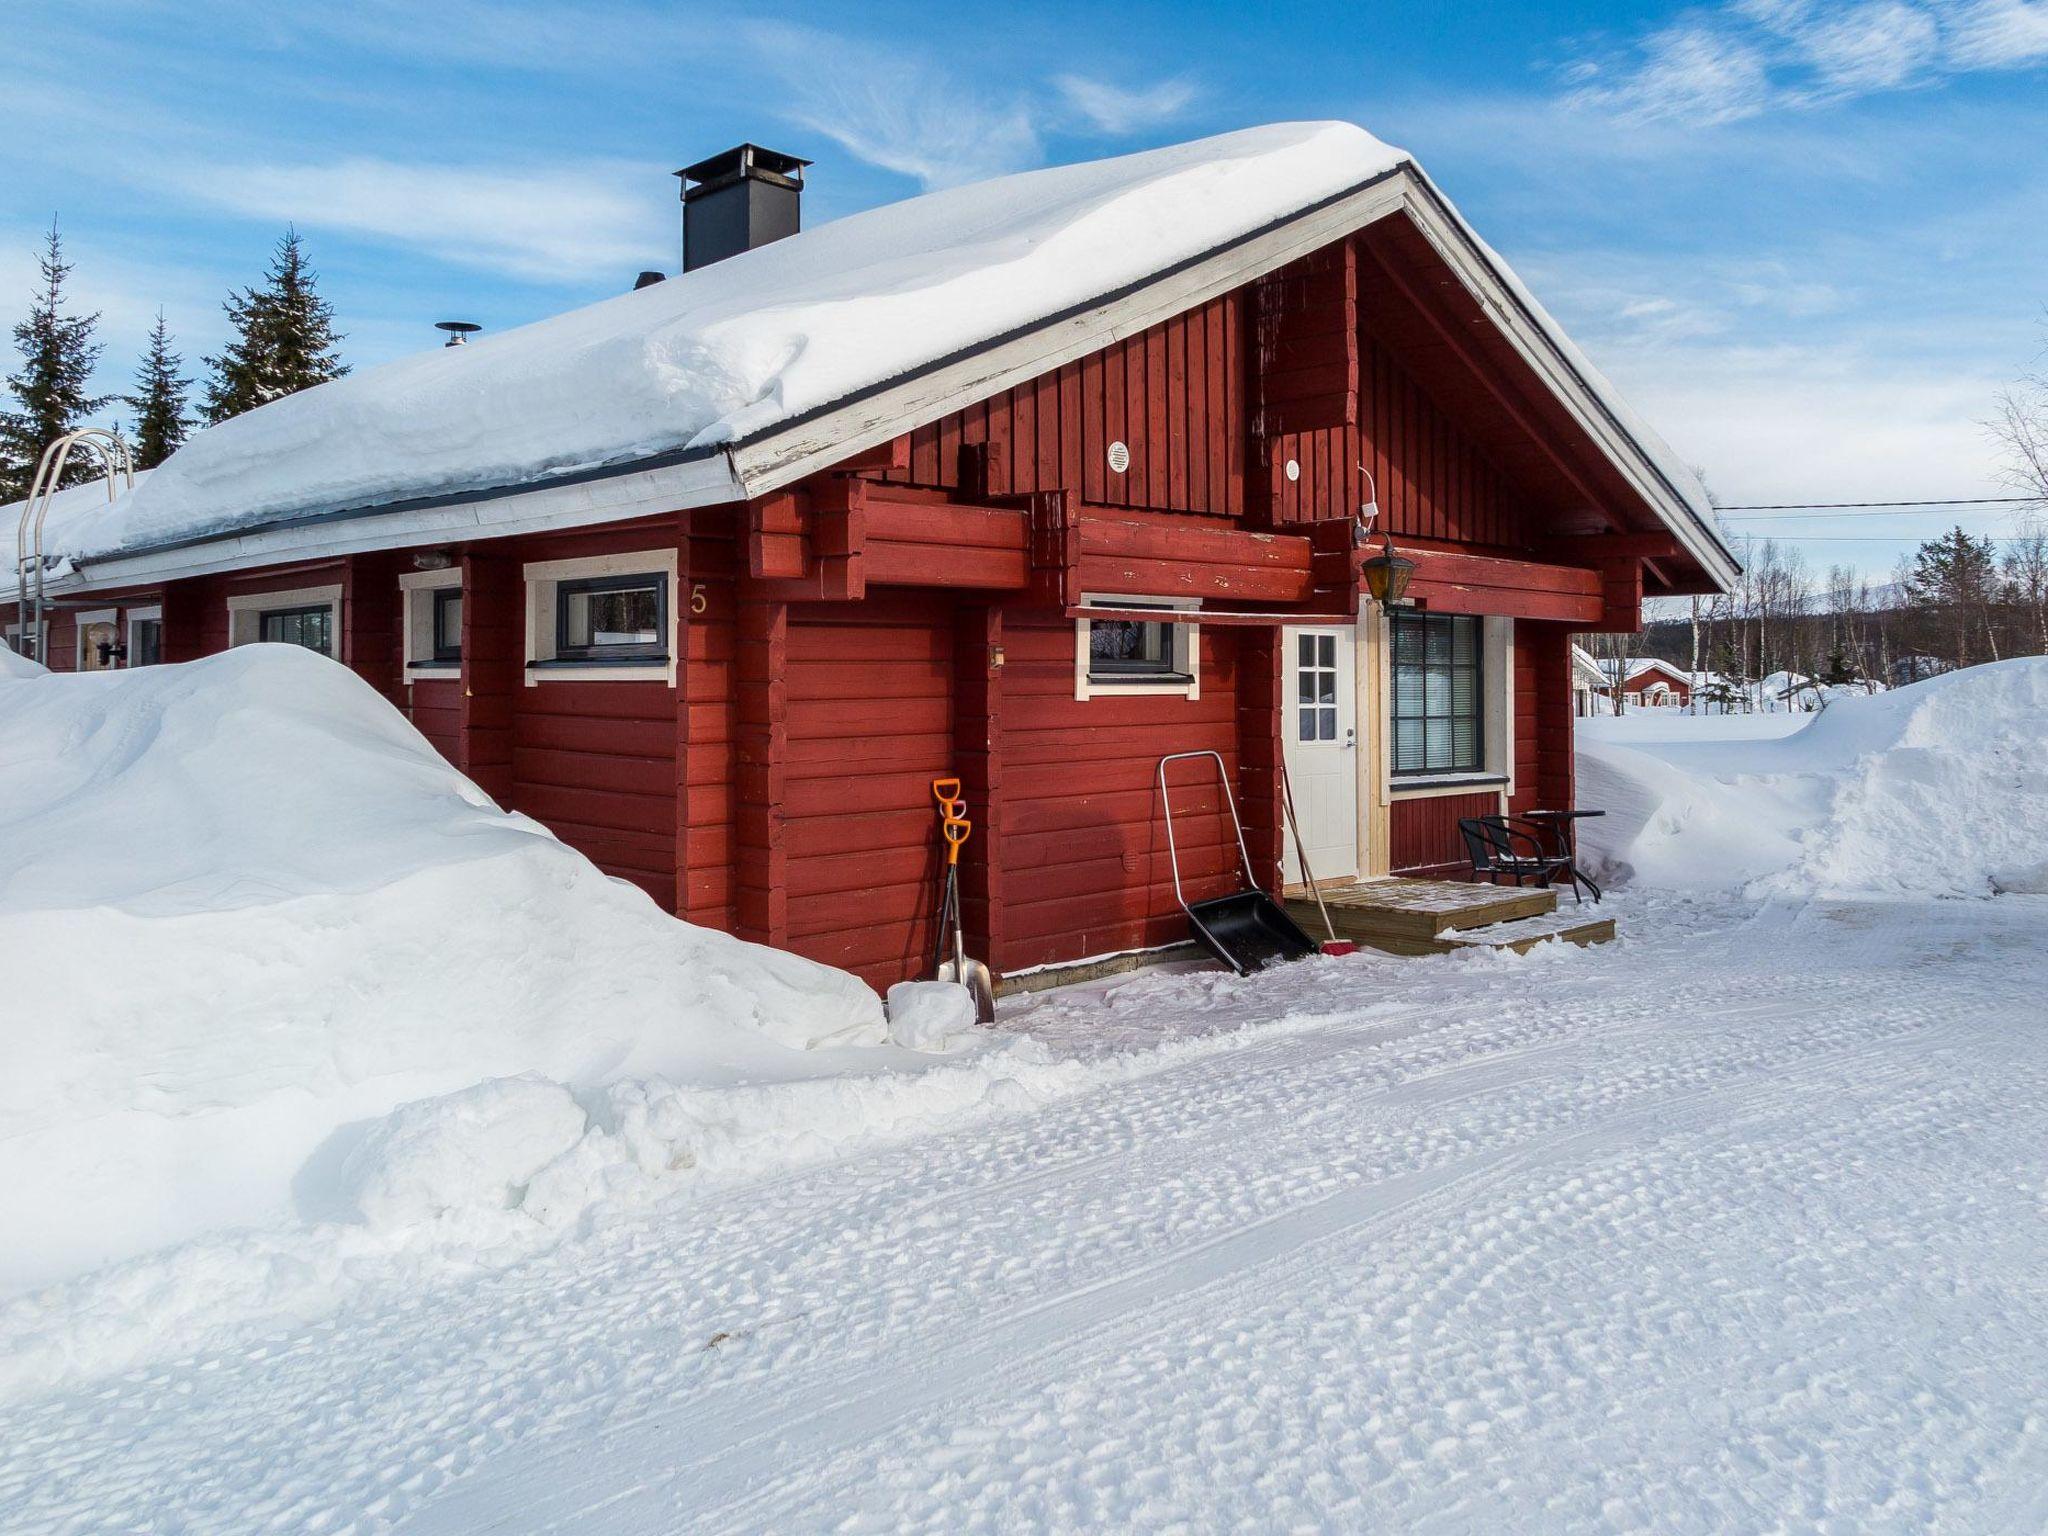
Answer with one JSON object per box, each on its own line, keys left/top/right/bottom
{"left": 1074, "top": 594, "right": 1200, "bottom": 702}
{"left": 6, "top": 619, "right": 49, "bottom": 664}
{"left": 522, "top": 549, "right": 678, "bottom": 686}
{"left": 400, "top": 567, "right": 464, "bottom": 678}
{"left": 227, "top": 584, "right": 343, "bottom": 655}
{"left": 1381, "top": 614, "right": 1516, "bottom": 801}
{"left": 72, "top": 607, "right": 118, "bottom": 671}
{"left": 125, "top": 604, "right": 163, "bottom": 667}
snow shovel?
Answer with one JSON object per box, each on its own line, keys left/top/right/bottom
{"left": 1156, "top": 750, "right": 1319, "bottom": 977}
{"left": 931, "top": 783, "right": 997, "bottom": 1024}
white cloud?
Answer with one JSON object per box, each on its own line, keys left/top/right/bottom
{"left": 1052, "top": 73, "right": 1197, "bottom": 134}
{"left": 744, "top": 22, "right": 1041, "bottom": 190}
{"left": 1565, "top": 0, "right": 2048, "bottom": 124}
{"left": 164, "top": 158, "right": 673, "bottom": 284}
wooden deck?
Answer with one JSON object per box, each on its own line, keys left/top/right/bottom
{"left": 1284, "top": 878, "right": 1615, "bottom": 957}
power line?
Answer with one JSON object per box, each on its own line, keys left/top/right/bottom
{"left": 1721, "top": 507, "right": 2033, "bottom": 521}
{"left": 1718, "top": 496, "right": 2039, "bottom": 512}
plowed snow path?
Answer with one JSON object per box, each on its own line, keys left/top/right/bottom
{"left": 8, "top": 893, "right": 2047, "bottom": 1533}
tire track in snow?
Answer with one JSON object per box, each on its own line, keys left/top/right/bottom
{"left": 431, "top": 995, "right": 1971, "bottom": 1534}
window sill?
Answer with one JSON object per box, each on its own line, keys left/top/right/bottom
{"left": 405, "top": 662, "right": 461, "bottom": 678}
{"left": 1086, "top": 672, "right": 1195, "bottom": 687}
{"left": 1390, "top": 772, "right": 1507, "bottom": 796}
{"left": 525, "top": 655, "right": 672, "bottom": 685}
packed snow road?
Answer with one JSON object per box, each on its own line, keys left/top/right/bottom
{"left": 6, "top": 889, "right": 2045, "bottom": 1534}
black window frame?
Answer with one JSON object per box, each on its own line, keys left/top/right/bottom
{"left": 258, "top": 603, "right": 334, "bottom": 656}
{"left": 430, "top": 586, "right": 463, "bottom": 664}
{"left": 1390, "top": 611, "right": 1485, "bottom": 778}
{"left": 1085, "top": 603, "right": 1191, "bottom": 685}
{"left": 552, "top": 571, "right": 669, "bottom": 664}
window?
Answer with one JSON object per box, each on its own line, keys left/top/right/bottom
{"left": 260, "top": 604, "right": 334, "bottom": 656}
{"left": 1089, "top": 613, "right": 1183, "bottom": 680}
{"left": 75, "top": 610, "right": 119, "bottom": 672}
{"left": 1296, "top": 631, "right": 1341, "bottom": 741}
{"left": 128, "top": 609, "right": 163, "bottom": 667}
{"left": 1076, "top": 597, "right": 1199, "bottom": 699}
{"left": 522, "top": 551, "right": 677, "bottom": 685}
{"left": 6, "top": 623, "right": 44, "bottom": 662}
{"left": 227, "top": 585, "right": 341, "bottom": 653}
{"left": 1391, "top": 612, "right": 1482, "bottom": 776}
{"left": 431, "top": 587, "right": 463, "bottom": 663}
{"left": 555, "top": 573, "right": 666, "bottom": 662}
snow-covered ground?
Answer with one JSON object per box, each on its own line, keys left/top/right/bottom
{"left": 4, "top": 665, "right": 2045, "bottom": 1532}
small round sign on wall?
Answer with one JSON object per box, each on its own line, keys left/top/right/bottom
{"left": 1107, "top": 440, "right": 1131, "bottom": 474}
{"left": 1285, "top": 458, "right": 1301, "bottom": 482}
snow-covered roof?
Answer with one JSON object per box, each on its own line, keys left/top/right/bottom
{"left": 9, "top": 121, "right": 1737, "bottom": 596}
{"left": 1597, "top": 656, "right": 1693, "bottom": 686}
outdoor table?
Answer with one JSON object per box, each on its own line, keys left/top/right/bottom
{"left": 1518, "top": 808, "right": 1605, "bottom": 903}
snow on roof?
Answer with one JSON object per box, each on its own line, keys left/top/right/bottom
{"left": 1596, "top": 656, "right": 1693, "bottom": 685}
{"left": 11, "top": 120, "right": 1727, "bottom": 585}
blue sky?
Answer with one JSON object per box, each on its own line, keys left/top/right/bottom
{"left": 6, "top": 0, "right": 2046, "bottom": 578}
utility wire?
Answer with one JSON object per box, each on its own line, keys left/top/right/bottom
{"left": 1718, "top": 495, "right": 2039, "bottom": 512}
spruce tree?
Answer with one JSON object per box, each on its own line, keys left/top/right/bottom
{"left": 202, "top": 227, "right": 348, "bottom": 425}
{"left": 123, "top": 310, "right": 192, "bottom": 469}
{"left": 1, "top": 220, "right": 112, "bottom": 499}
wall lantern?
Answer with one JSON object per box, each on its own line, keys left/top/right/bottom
{"left": 1354, "top": 465, "right": 1415, "bottom": 607}
{"left": 1362, "top": 530, "right": 1416, "bottom": 608}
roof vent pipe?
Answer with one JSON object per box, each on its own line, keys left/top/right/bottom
{"left": 675, "top": 144, "right": 810, "bottom": 271}
{"left": 634, "top": 270, "right": 667, "bottom": 290}
{"left": 435, "top": 320, "right": 481, "bottom": 348}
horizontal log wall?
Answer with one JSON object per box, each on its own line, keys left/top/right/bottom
{"left": 782, "top": 593, "right": 957, "bottom": 991}
{"left": 1000, "top": 610, "right": 1245, "bottom": 973}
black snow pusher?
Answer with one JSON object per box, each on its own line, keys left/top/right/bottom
{"left": 1156, "top": 750, "right": 1318, "bottom": 976}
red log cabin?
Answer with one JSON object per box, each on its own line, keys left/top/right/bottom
{"left": 4, "top": 125, "right": 1738, "bottom": 994}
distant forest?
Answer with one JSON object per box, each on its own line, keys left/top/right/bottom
{"left": 1592, "top": 522, "right": 2048, "bottom": 708}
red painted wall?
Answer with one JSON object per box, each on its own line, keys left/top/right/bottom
{"left": 1000, "top": 613, "right": 1244, "bottom": 973}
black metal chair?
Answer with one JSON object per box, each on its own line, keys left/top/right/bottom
{"left": 1458, "top": 815, "right": 1584, "bottom": 903}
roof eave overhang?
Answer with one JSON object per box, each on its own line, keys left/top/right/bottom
{"left": 49, "top": 162, "right": 1738, "bottom": 598}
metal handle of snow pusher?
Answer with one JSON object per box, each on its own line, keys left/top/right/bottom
{"left": 1278, "top": 764, "right": 1338, "bottom": 944}
{"left": 1155, "top": 752, "right": 1259, "bottom": 958}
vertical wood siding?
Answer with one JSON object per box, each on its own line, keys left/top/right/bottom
{"left": 1388, "top": 790, "right": 1497, "bottom": 879}
{"left": 882, "top": 294, "right": 1247, "bottom": 516}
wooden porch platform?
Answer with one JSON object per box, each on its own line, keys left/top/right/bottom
{"left": 1284, "top": 878, "right": 1615, "bottom": 957}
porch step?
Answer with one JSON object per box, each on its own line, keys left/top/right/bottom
{"left": 1285, "top": 877, "right": 1554, "bottom": 946}
{"left": 1368, "top": 905, "right": 1617, "bottom": 957}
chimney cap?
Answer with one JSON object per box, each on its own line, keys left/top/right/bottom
{"left": 434, "top": 320, "right": 482, "bottom": 347}
{"left": 675, "top": 143, "right": 810, "bottom": 198}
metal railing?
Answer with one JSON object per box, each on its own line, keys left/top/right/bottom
{"left": 11, "top": 429, "right": 134, "bottom": 659}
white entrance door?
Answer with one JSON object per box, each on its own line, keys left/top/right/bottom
{"left": 1282, "top": 626, "right": 1358, "bottom": 885}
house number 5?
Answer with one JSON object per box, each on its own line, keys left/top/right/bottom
{"left": 690, "top": 582, "right": 708, "bottom": 615}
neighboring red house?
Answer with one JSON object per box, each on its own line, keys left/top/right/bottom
{"left": 1597, "top": 656, "right": 1695, "bottom": 708}
{"left": 4, "top": 125, "right": 1738, "bottom": 993}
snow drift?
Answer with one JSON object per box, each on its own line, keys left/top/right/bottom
{"left": 0, "top": 646, "right": 895, "bottom": 1293}
{"left": 1577, "top": 659, "right": 2048, "bottom": 898}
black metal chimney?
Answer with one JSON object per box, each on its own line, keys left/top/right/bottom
{"left": 675, "top": 144, "right": 810, "bottom": 271}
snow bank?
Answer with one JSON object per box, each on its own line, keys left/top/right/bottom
{"left": 0, "top": 643, "right": 45, "bottom": 679}
{"left": 1577, "top": 659, "right": 2048, "bottom": 898}
{"left": 0, "top": 646, "right": 892, "bottom": 1294}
